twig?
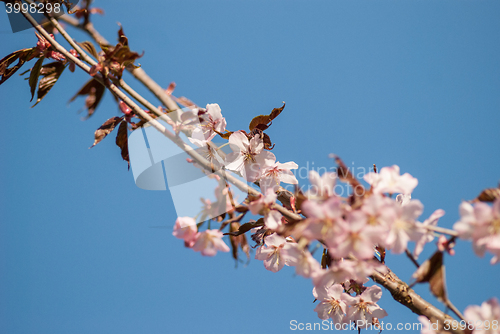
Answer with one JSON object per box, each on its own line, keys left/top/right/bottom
{"left": 59, "top": 14, "right": 179, "bottom": 111}
{"left": 422, "top": 225, "right": 459, "bottom": 237}
{"left": 405, "top": 249, "right": 420, "bottom": 268}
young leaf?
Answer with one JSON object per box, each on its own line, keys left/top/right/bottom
{"left": 248, "top": 102, "right": 286, "bottom": 131}
{"left": 77, "top": 41, "right": 99, "bottom": 59}
{"left": 0, "top": 48, "right": 36, "bottom": 85}
{"left": 29, "top": 57, "right": 45, "bottom": 101}
{"left": 32, "top": 62, "right": 66, "bottom": 107}
{"left": 411, "top": 251, "right": 447, "bottom": 302}
{"left": 224, "top": 219, "right": 265, "bottom": 237}
{"left": 476, "top": 187, "right": 500, "bottom": 202}
{"left": 69, "top": 78, "right": 106, "bottom": 118}
{"left": 90, "top": 117, "right": 123, "bottom": 148}
{"left": 115, "top": 120, "right": 130, "bottom": 166}
{"left": 229, "top": 222, "right": 250, "bottom": 263}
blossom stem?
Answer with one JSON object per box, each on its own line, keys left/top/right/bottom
{"left": 422, "top": 225, "right": 459, "bottom": 237}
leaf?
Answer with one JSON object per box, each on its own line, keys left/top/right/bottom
{"left": 476, "top": 187, "right": 500, "bottom": 202}
{"left": 77, "top": 41, "right": 99, "bottom": 59}
{"left": 248, "top": 102, "right": 285, "bottom": 131}
{"left": 0, "top": 48, "right": 37, "bottom": 85}
{"left": 90, "top": 117, "right": 123, "bottom": 148}
{"left": 69, "top": 78, "right": 106, "bottom": 118}
{"left": 115, "top": 120, "right": 130, "bottom": 166}
{"left": 29, "top": 57, "right": 45, "bottom": 102}
{"left": 411, "top": 251, "right": 447, "bottom": 302}
{"left": 229, "top": 222, "right": 250, "bottom": 263}
{"left": 224, "top": 219, "right": 265, "bottom": 237}
{"left": 32, "top": 62, "right": 66, "bottom": 107}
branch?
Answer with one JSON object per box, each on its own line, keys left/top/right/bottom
{"left": 59, "top": 14, "right": 179, "bottom": 111}
{"left": 371, "top": 268, "right": 464, "bottom": 334}
{"left": 22, "top": 10, "right": 302, "bottom": 224}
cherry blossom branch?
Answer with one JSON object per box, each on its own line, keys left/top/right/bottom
{"left": 22, "top": 10, "right": 303, "bottom": 224}
{"left": 18, "top": 9, "right": 478, "bottom": 331}
{"left": 58, "top": 14, "right": 179, "bottom": 111}
{"left": 371, "top": 268, "right": 464, "bottom": 334}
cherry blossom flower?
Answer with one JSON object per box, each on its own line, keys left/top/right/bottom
{"left": 418, "top": 316, "right": 437, "bottom": 334}
{"left": 454, "top": 199, "right": 500, "bottom": 264}
{"left": 306, "top": 170, "right": 337, "bottom": 199}
{"left": 364, "top": 165, "right": 418, "bottom": 195}
{"left": 295, "top": 197, "right": 344, "bottom": 246}
{"left": 284, "top": 246, "right": 322, "bottom": 278}
{"left": 225, "top": 131, "right": 275, "bottom": 182}
{"left": 259, "top": 160, "right": 299, "bottom": 193}
{"left": 344, "top": 285, "right": 388, "bottom": 328}
{"left": 198, "top": 103, "right": 227, "bottom": 140}
{"left": 255, "top": 233, "right": 295, "bottom": 272}
{"left": 248, "top": 189, "right": 283, "bottom": 230}
{"left": 383, "top": 199, "right": 424, "bottom": 254}
{"left": 332, "top": 211, "right": 381, "bottom": 260}
{"left": 313, "top": 284, "right": 348, "bottom": 325}
{"left": 172, "top": 217, "right": 198, "bottom": 247}
{"left": 191, "top": 229, "right": 230, "bottom": 256}
{"left": 413, "top": 209, "right": 445, "bottom": 259}
{"left": 463, "top": 297, "right": 500, "bottom": 334}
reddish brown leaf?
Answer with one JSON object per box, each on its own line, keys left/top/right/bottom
{"left": 411, "top": 251, "right": 447, "bottom": 302}
{"left": 69, "top": 78, "right": 105, "bottom": 118}
{"left": 32, "top": 61, "right": 66, "bottom": 107}
{"left": 476, "top": 188, "right": 500, "bottom": 203}
{"left": 229, "top": 222, "right": 250, "bottom": 262}
{"left": 77, "top": 41, "right": 99, "bottom": 59}
{"left": 90, "top": 117, "right": 123, "bottom": 148}
{"left": 249, "top": 115, "right": 271, "bottom": 131}
{"left": 248, "top": 102, "right": 285, "bottom": 131}
{"left": 0, "top": 48, "right": 37, "bottom": 85}
{"left": 224, "top": 219, "right": 265, "bottom": 237}
{"left": 115, "top": 121, "right": 130, "bottom": 166}
{"left": 29, "top": 57, "right": 45, "bottom": 101}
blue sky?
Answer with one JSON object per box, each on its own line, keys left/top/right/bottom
{"left": 1, "top": 1, "right": 499, "bottom": 333}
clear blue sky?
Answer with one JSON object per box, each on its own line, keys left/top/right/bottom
{"left": 1, "top": 1, "right": 499, "bottom": 333}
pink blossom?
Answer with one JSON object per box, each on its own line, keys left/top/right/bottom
{"left": 454, "top": 199, "right": 500, "bottom": 264}
{"left": 313, "top": 284, "right": 348, "bottom": 324}
{"left": 296, "top": 197, "right": 344, "bottom": 245}
{"left": 364, "top": 165, "right": 418, "bottom": 195}
{"left": 332, "top": 210, "right": 380, "bottom": 260}
{"left": 312, "top": 261, "right": 356, "bottom": 288}
{"left": 344, "top": 286, "right": 388, "bottom": 328}
{"left": 198, "top": 103, "right": 227, "bottom": 140}
{"left": 191, "top": 229, "right": 230, "bottom": 256}
{"left": 413, "top": 209, "right": 446, "bottom": 259}
{"left": 463, "top": 297, "right": 500, "bottom": 334}
{"left": 225, "top": 131, "right": 276, "bottom": 182}
{"left": 172, "top": 217, "right": 198, "bottom": 247}
{"left": 306, "top": 170, "right": 337, "bottom": 199}
{"left": 259, "top": 160, "right": 298, "bottom": 193}
{"left": 248, "top": 189, "right": 283, "bottom": 230}
{"left": 383, "top": 199, "right": 424, "bottom": 254}
{"left": 255, "top": 234, "right": 295, "bottom": 272}
{"left": 284, "top": 246, "right": 322, "bottom": 278}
